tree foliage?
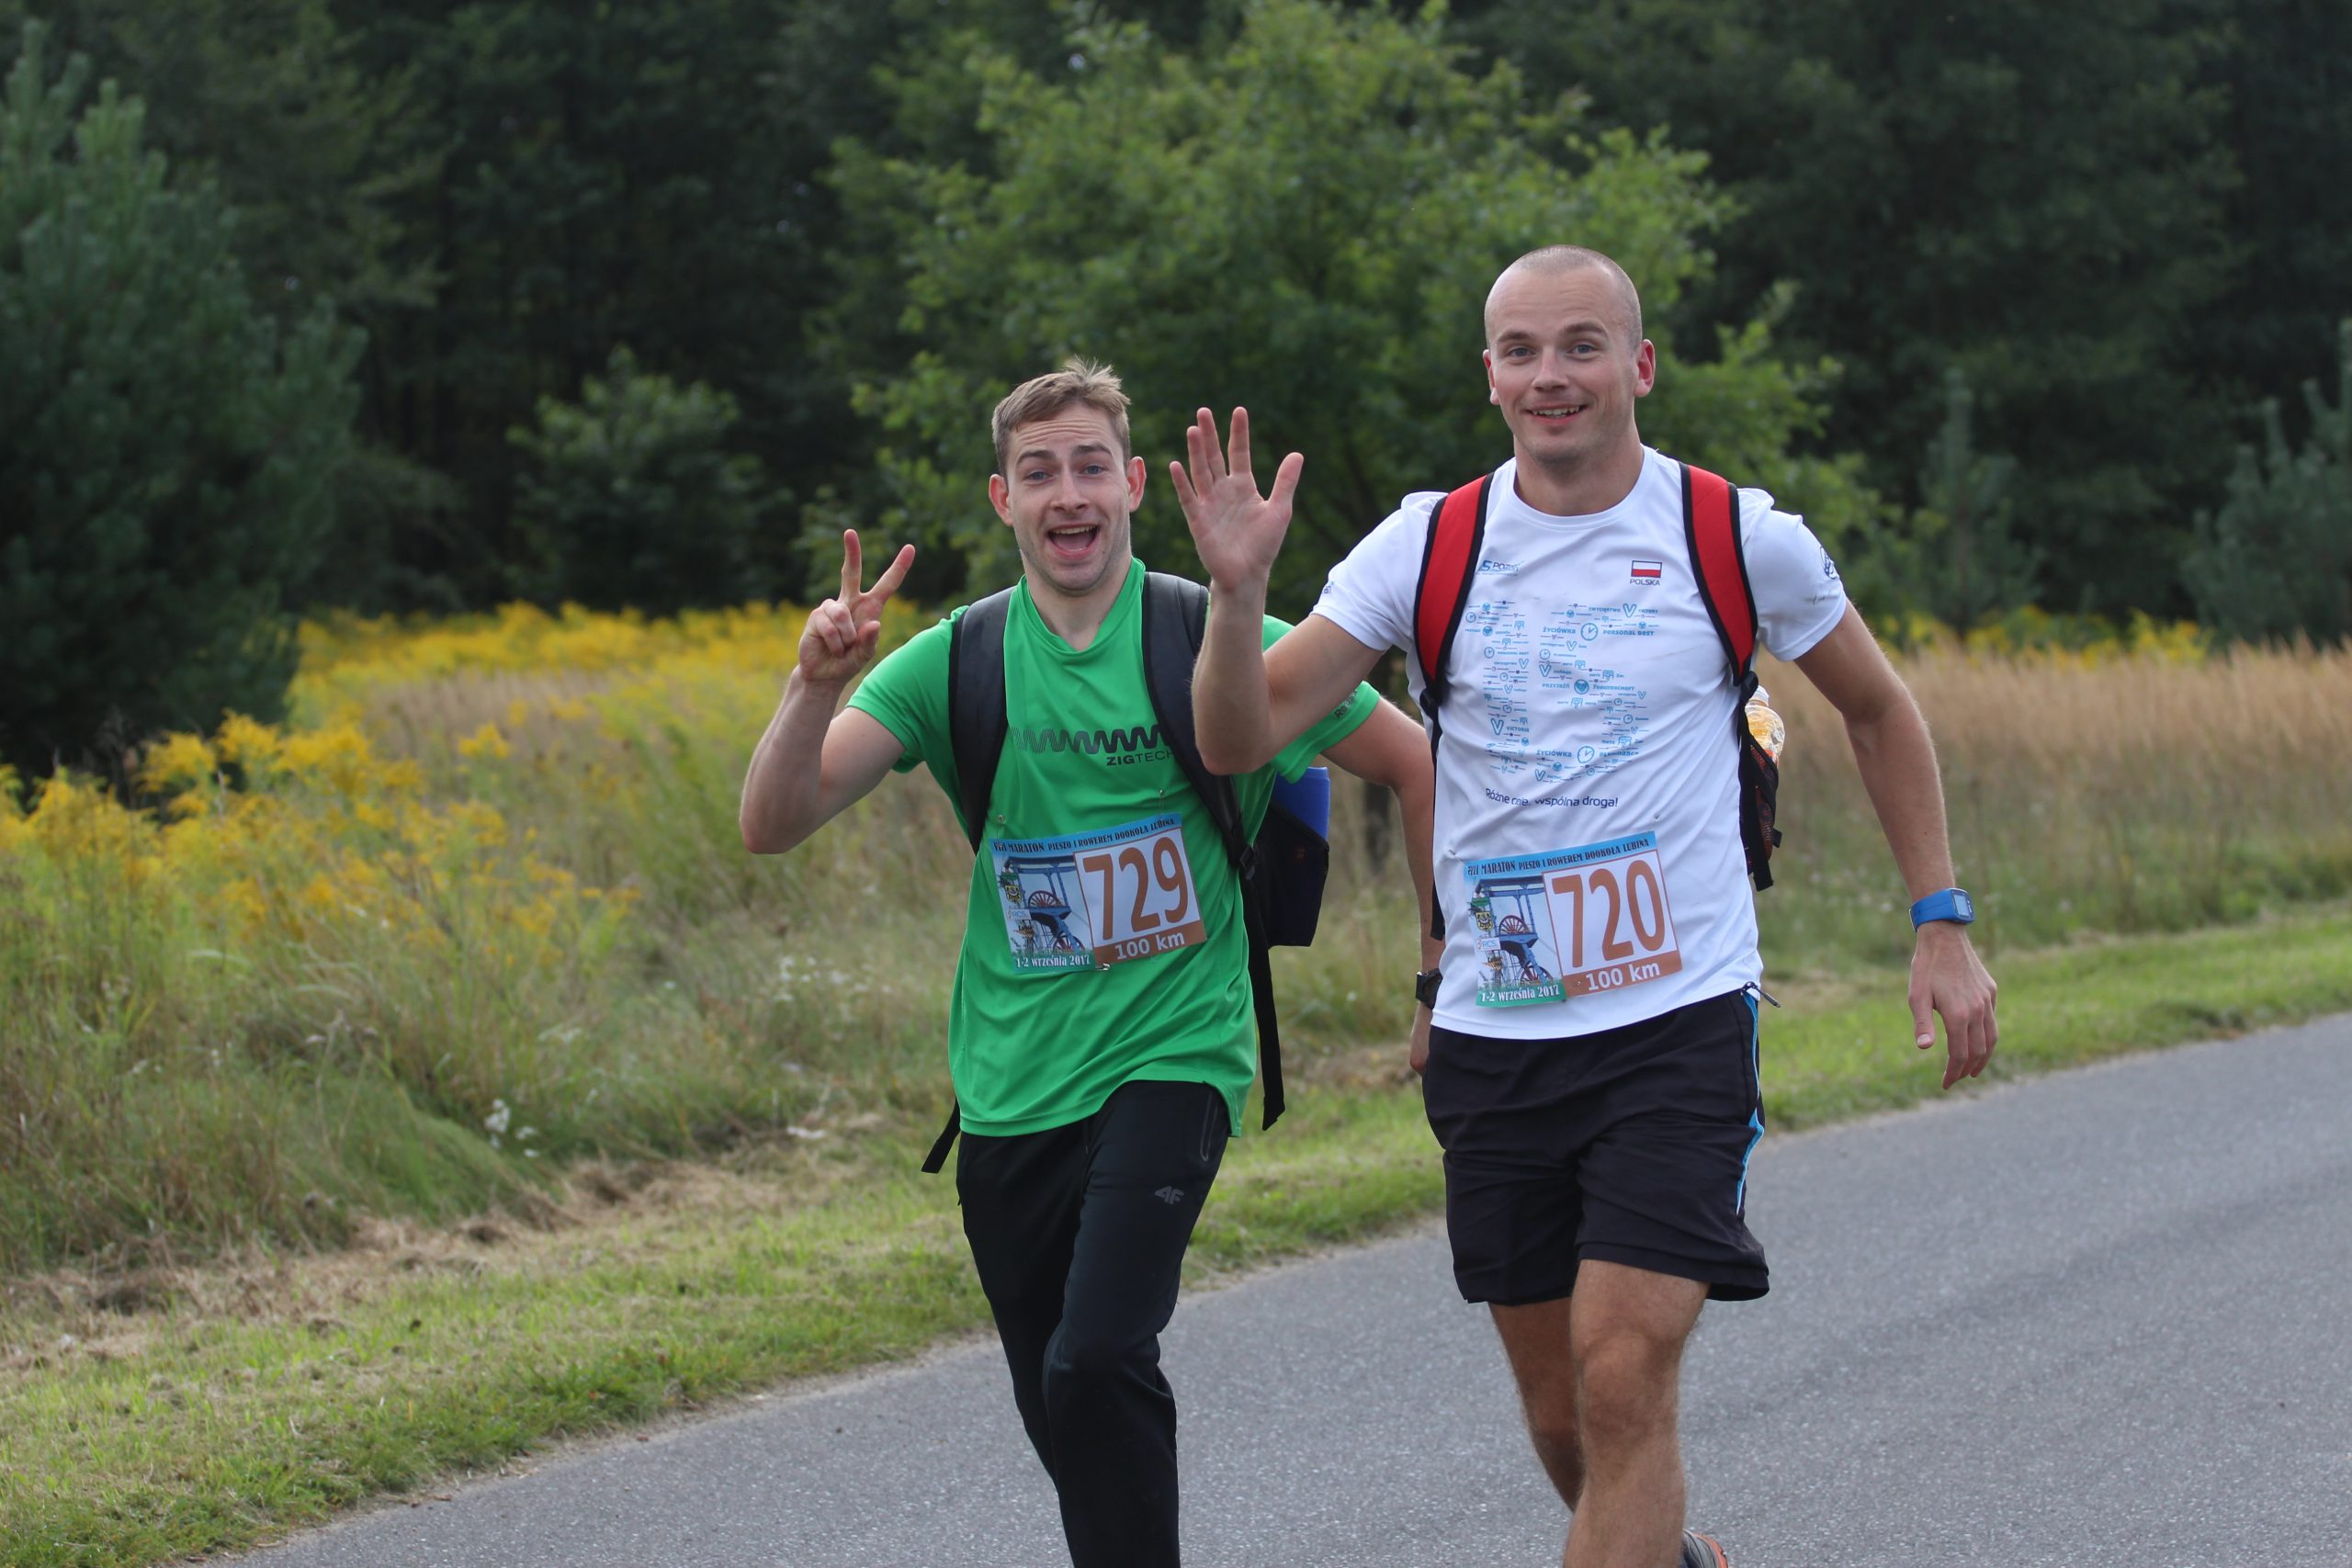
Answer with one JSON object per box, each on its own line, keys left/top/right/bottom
{"left": 2, "top": 0, "right": 2348, "bottom": 741}
{"left": 829, "top": 0, "right": 1863, "bottom": 615}
{"left": 508, "top": 348, "right": 783, "bottom": 616}
{"left": 2208, "top": 0, "right": 2352, "bottom": 446}
{"left": 1459, "top": 0, "right": 2241, "bottom": 617}
{"left": 2188, "top": 321, "right": 2352, "bottom": 646}
{"left": 1895, "top": 370, "right": 2041, "bottom": 634}
{"left": 0, "top": 25, "right": 361, "bottom": 778}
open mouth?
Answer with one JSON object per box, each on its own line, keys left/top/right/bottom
{"left": 1045, "top": 523, "right": 1101, "bottom": 559}
{"left": 1528, "top": 402, "right": 1588, "bottom": 425}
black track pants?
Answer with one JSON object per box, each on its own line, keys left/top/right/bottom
{"left": 956, "top": 1078, "right": 1229, "bottom": 1568}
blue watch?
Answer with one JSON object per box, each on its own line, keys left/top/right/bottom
{"left": 1909, "top": 887, "right": 1975, "bottom": 927}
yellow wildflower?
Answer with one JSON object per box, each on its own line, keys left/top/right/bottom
{"left": 140, "top": 732, "right": 217, "bottom": 796}
{"left": 458, "top": 723, "right": 513, "bottom": 761}
{"left": 278, "top": 725, "right": 379, "bottom": 797}
{"left": 214, "top": 712, "right": 284, "bottom": 772}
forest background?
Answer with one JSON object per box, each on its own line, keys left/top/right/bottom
{"left": 4, "top": 5, "right": 2352, "bottom": 1562}
{"left": 6, "top": 0, "right": 2352, "bottom": 779}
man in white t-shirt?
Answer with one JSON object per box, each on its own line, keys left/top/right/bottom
{"left": 1173, "top": 246, "right": 1997, "bottom": 1568}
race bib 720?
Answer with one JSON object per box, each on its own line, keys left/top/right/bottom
{"left": 988, "top": 815, "right": 1207, "bottom": 973}
{"left": 1462, "top": 831, "right": 1685, "bottom": 1008}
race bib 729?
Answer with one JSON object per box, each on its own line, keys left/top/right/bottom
{"left": 988, "top": 814, "right": 1207, "bottom": 973}
{"left": 1462, "top": 831, "right": 1685, "bottom": 1008}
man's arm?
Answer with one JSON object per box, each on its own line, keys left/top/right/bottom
{"left": 1172, "top": 407, "right": 1384, "bottom": 773}
{"left": 740, "top": 529, "right": 914, "bottom": 854}
{"left": 1318, "top": 698, "right": 1444, "bottom": 1074}
{"left": 1793, "top": 605, "right": 1998, "bottom": 1088}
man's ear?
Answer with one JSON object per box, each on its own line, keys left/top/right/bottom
{"left": 989, "top": 473, "right": 1013, "bottom": 525}
{"left": 1633, "top": 340, "right": 1657, "bottom": 398}
{"left": 1484, "top": 347, "right": 1500, "bottom": 406}
{"left": 1125, "top": 455, "right": 1148, "bottom": 510}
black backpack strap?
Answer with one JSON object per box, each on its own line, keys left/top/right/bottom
{"left": 929, "top": 588, "right": 1015, "bottom": 1172}
{"left": 921, "top": 1103, "right": 960, "bottom": 1174}
{"left": 1138, "top": 571, "right": 1283, "bottom": 1129}
{"left": 946, "top": 588, "right": 1015, "bottom": 851}
{"left": 1408, "top": 478, "right": 1492, "bottom": 940}
{"left": 1140, "top": 573, "right": 1251, "bottom": 870}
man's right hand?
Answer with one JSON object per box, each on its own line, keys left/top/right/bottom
{"left": 1170, "top": 406, "right": 1301, "bottom": 595}
{"left": 799, "top": 528, "right": 914, "bottom": 686}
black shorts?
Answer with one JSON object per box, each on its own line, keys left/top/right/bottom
{"left": 1422, "top": 988, "right": 1769, "bottom": 1305}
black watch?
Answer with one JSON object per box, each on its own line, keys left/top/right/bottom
{"left": 1413, "top": 968, "right": 1442, "bottom": 1009}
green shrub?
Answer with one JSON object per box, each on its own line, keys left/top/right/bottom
{"left": 0, "top": 22, "right": 362, "bottom": 779}
{"left": 507, "top": 346, "right": 782, "bottom": 615}
{"left": 2188, "top": 321, "right": 2352, "bottom": 647}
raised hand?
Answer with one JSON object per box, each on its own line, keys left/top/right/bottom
{"left": 798, "top": 528, "right": 914, "bottom": 686}
{"left": 1170, "top": 407, "right": 1303, "bottom": 593}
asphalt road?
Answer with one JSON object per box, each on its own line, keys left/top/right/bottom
{"left": 234, "top": 1015, "right": 2352, "bottom": 1567}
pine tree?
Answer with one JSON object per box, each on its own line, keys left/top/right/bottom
{"left": 0, "top": 24, "right": 361, "bottom": 779}
{"left": 2188, "top": 322, "right": 2352, "bottom": 646}
{"left": 1905, "top": 369, "right": 2041, "bottom": 633}
{"left": 507, "top": 347, "right": 782, "bottom": 615}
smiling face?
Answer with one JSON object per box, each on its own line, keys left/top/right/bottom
{"left": 1483, "top": 261, "right": 1657, "bottom": 503}
{"left": 989, "top": 404, "right": 1146, "bottom": 604}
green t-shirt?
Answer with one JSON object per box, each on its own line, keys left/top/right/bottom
{"left": 847, "top": 560, "right": 1378, "bottom": 1138}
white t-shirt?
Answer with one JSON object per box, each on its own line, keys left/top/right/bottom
{"left": 1313, "top": 447, "right": 1848, "bottom": 1038}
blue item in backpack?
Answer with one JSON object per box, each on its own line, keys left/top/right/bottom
{"left": 1257, "top": 765, "right": 1330, "bottom": 947}
{"left": 1272, "top": 765, "right": 1330, "bottom": 838}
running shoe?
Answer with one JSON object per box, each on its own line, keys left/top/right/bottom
{"left": 1680, "top": 1529, "right": 1730, "bottom": 1568}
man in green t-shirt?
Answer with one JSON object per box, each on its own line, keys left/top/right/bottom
{"left": 740, "top": 360, "right": 1436, "bottom": 1568}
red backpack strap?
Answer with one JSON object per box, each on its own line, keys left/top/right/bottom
{"left": 1412, "top": 476, "right": 1492, "bottom": 710}
{"left": 1408, "top": 475, "right": 1491, "bottom": 943}
{"left": 1681, "top": 462, "right": 1758, "bottom": 682}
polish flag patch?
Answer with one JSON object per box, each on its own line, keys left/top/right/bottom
{"left": 1630, "top": 559, "right": 1664, "bottom": 581}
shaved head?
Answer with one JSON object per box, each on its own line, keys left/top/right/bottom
{"left": 1485, "top": 246, "right": 1644, "bottom": 345}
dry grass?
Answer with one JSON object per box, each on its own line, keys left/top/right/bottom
{"left": 1758, "top": 639, "right": 2352, "bottom": 960}
{"left": 4, "top": 606, "right": 2346, "bottom": 1277}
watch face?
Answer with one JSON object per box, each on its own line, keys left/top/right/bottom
{"left": 1952, "top": 889, "right": 1975, "bottom": 921}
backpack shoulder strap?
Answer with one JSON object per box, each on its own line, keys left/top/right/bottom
{"left": 1411, "top": 477, "right": 1493, "bottom": 713}
{"left": 1140, "top": 571, "right": 1250, "bottom": 873}
{"left": 1408, "top": 476, "right": 1491, "bottom": 944}
{"left": 1680, "top": 461, "right": 1758, "bottom": 687}
{"left": 946, "top": 587, "right": 1015, "bottom": 851}
{"left": 929, "top": 588, "right": 1016, "bottom": 1175}
{"left": 1139, "top": 570, "right": 1284, "bottom": 1130}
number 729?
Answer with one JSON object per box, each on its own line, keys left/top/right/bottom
{"left": 1080, "top": 836, "right": 1191, "bottom": 938}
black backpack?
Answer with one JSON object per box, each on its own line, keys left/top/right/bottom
{"left": 920, "top": 571, "right": 1329, "bottom": 1173}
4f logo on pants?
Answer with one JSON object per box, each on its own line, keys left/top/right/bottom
{"left": 1153, "top": 1186, "right": 1185, "bottom": 1206}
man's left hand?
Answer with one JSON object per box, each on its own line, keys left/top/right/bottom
{"left": 1409, "top": 1005, "right": 1431, "bottom": 1077}
{"left": 1911, "top": 922, "right": 1997, "bottom": 1089}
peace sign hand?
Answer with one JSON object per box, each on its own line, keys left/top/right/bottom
{"left": 799, "top": 528, "right": 915, "bottom": 687}
{"left": 1170, "top": 407, "right": 1303, "bottom": 594}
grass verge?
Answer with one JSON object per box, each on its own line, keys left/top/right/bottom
{"left": 4, "top": 905, "right": 2350, "bottom": 1567}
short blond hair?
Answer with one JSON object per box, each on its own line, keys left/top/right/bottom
{"left": 991, "top": 358, "right": 1133, "bottom": 473}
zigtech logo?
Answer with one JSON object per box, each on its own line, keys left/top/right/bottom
{"left": 1017, "top": 724, "right": 1171, "bottom": 767}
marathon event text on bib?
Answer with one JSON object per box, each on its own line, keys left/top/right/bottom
{"left": 1463, "top": 831, "right": 1685, "bottom": 1008}
{"left": 989, "top": 815, "right": 1207, "bottom": 973}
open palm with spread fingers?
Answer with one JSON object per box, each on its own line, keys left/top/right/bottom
{"left": 799, "top": 528, "right": 914, "bottom": 685}
{"left": 1170, "top": 407, "right": 1303, "bottom": 592}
